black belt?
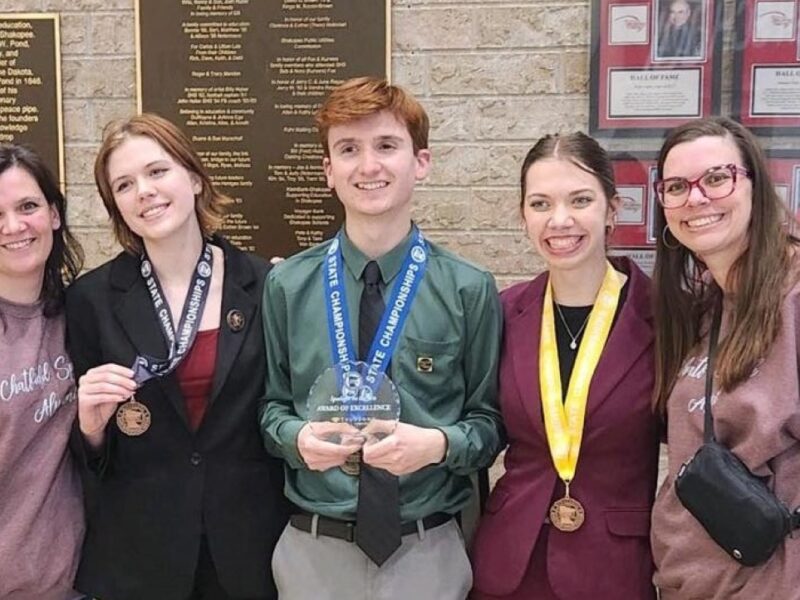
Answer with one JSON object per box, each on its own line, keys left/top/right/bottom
{"left": 290, "top": 511, "right": 452, "bottom": 543}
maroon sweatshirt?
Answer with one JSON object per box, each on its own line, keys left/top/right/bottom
{"left": 653, "top": 283, "right": 800, "bottom": 599}
{"left": 0, "top": 296, "right": 84, "bottom": 600}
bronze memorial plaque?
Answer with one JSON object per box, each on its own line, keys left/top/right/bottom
{"left": 136, "top": 0, "right": 390, "bottom": 258}
{"left": 0, "top": 14, "right": 63, "bottom": 185}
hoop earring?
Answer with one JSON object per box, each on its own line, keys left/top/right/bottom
{"left": 662, "top": 224, "right": 681, "bottom": 250}
{"left": 605, "top": 213, "right": 617, "bottom": 236}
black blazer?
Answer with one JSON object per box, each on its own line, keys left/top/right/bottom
{"left": 66, "top": 237, "right": 290, "bottom": 600}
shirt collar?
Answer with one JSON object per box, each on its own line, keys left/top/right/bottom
{"left": 339, "top": 225, "right": 415, "bottom": 283}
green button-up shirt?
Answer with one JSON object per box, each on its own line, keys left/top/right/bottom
{"left": 259, "top": 228, "right": 503, "bottom": 521}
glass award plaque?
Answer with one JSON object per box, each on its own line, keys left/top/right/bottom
{"left": 307, "top": 361, "right": 401, "bottom": 446}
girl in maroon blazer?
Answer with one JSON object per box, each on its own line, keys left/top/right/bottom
{"left": 471, "top": 133, "right": 660, "bottom": 599}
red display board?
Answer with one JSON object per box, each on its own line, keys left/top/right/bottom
{"left": 766, "top": 151, "right": 800, "bottom": 219}
{"left": 609, "top": 151, "right": 800, "bottom": 274}
{"left": 590, "top": 0, "right": 723, "bottom": 137}
{"left": 609, "top": 153, "right": 659, "bottom": 248}
{"left": 733, "top": 1, "right": 800, "bottom": 135}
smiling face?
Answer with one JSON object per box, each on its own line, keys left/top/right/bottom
{"left": 669, "top": 0, "right": 691, "bottom": 27}
{"left": 106, "top": 135, "right": 202, "bottom": 248}
{"left": 0, "top": 165, "right": 60, "bottom": 295}
{"left": 662, "top": 135, "right": 752, "bottom": 273}
{"left": 322, "top": 110, "right": 431, "bottom": 225}
{"left": 522, "top": 158, "right": 617, "bottom": 276}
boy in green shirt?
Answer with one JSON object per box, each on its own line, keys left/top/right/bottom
{"left": 260, "top": 77, "right": 502, "bottom": 599}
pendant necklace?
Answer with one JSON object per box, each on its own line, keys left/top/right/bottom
{"left": 554, "top": 302, "right": 591, "bottom": 350}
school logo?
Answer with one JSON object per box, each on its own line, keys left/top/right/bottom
{"left": 140, "top": 260, "right": 152, "bottom": 278}
{"left": 411, "top": 246, "right": 426, "bottom": 263}
{"left": 328, "top": 238, "right": 340, "bottom": 255}
{"left": 226, "top": 309, "right": 245, "bottom": 332}
{"left": 197, "top": 261, "right": 212, "bottom": 278}
{"left": 416, "top": 356, "right": 434, "bottom": 373}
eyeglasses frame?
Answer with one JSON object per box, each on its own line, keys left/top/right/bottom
{"left": 653, "top": 163, "right": 751, "bottom": 209}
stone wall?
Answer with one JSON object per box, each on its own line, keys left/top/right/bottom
{"left": 394, "top": 1, "right": 592, "bottom": 286}
{"left": 0, "top": 0, "right": 601, "bottom": 283}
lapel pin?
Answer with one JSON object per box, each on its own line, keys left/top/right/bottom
{"left": 416, "top": 356, "right": 434, "bottom": 373}
{"left": 226, "top": 309, "right": 245, "bottom": 332}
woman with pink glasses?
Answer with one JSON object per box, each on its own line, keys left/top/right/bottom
{"left": 651, "top": 117, "right": 800, "bottom": 598}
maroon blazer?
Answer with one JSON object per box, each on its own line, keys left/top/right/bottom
{"left": 471, "top": 258, "right": 659, "bottom": 599}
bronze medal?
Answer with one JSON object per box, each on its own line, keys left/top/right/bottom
{"left": 340, "top": 451, "right": 361, "bottom": 476}
{"left": 549, "top": 495, "right": 585, "bottom": 532}
{"left": 539, "top": 265, "right": 621, "bottom": 536}
{"left": 116, "top": 398, "right": 151, "bottom": 436}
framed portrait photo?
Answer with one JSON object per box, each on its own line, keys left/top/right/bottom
{"left": 590, "top": 0, "right": 723, "bottom": 137}
{"left": 653, "top": 0, "right": 707, "bottom": 62}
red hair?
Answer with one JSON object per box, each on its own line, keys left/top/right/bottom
{"left": 315, "top": 77, "right": 429, "bottom": 157}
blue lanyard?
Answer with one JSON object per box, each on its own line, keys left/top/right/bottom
{"left": 323, "top": 228, "right": 428, "bottom": 389}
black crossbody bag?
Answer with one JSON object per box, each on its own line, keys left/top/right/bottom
{"left": 674, "top": 300, "right": 800, "bottom": 566}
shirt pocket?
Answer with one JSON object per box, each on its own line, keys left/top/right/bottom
{"left": 393, "top": 334, "right": 462, "bottom": 414}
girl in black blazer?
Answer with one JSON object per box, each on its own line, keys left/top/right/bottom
{"left": 67, "top": 114, "right": 290, "bottom": 600}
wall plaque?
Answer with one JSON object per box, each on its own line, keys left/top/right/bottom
{"left": 765, "top": 150, "right": 800, "bottom": 224}
{"left": 0, "top": 14, "right": 63, "bottom": 185}
{"left": 589, "top": 0, "right": 723, "bottom": 137}
{"left": 732, "top": 1, "right": 800, "bottom": 135}
{"left": 609, "top": 152, "right": 657, "bottom": 243}
{"left": 136, "top": 0, "right": 389, "bottom": 257}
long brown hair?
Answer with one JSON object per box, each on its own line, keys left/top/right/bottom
{"left": 94, "top": 113, "right": 231, "bottom": 255}
{"left": 653, "top": 117, "right": 797, "bottom": 414}
{"left": 0, "top": 144, "right": 83, "bottom": 317}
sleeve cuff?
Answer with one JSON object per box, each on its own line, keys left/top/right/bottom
{"left": 80, "top": 432, "right": 111, "bottom": 477}
{"left": 437, "top": 425, "right": 467, "bottom": 470}
{"left": 277, "top": 418, "right": 308, "bottom": 470}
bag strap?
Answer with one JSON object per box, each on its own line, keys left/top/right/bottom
{"left": 705, "top": 298, "right": 800, "bottom": 530}
{"left": 703, "top": 299, "right": 723, "bottom": 444}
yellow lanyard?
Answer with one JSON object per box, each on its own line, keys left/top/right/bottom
{"left": 539, "top": 261, "right": 622, "bottom": 484}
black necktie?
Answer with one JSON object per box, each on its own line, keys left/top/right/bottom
{"left": 355, "top": 261, "right": 402, "bottom": 566}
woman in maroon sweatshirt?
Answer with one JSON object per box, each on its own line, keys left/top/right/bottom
{"left": 651, "top": 117, "right": 800, "bottom": 598}
{"left": 0, "top": 143, "right": 85, "bottom": 600}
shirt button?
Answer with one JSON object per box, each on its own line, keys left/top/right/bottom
{"left": 190, "top": 452, "right": 202, "bottom": 466}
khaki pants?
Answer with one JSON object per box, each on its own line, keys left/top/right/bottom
{"left": 272, "top": 518, "right": 472, "bottom": 600}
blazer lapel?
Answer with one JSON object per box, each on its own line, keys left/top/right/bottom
{"left": 110, "top": 253, "right": 191, "bottom": 427}
{"left": 209, "top": 240, "right": 259, "bottom": 404}
{"left": 507, "top": 277, "right": 548, "bottom": 437}
{"left": 506, "top": 262, "right": 653, "bottom": 428}
{"left": 586, "top": 260, "right": 653, "bottom": 417}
